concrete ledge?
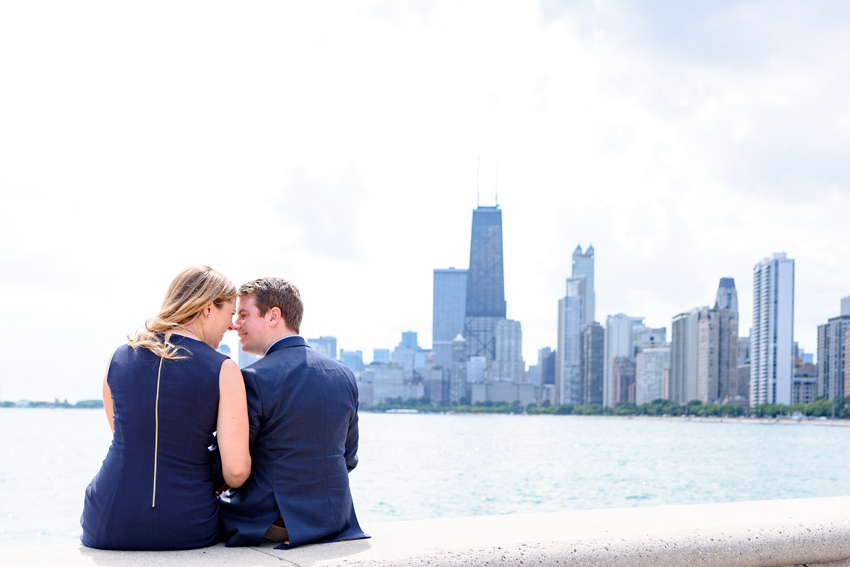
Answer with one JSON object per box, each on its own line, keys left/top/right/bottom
{"left": 6, "top": 497, "right": 850, "bottom": 566}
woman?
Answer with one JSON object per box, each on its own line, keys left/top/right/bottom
{"left": 81, "top": 266, "right": 251, "bottom": 550}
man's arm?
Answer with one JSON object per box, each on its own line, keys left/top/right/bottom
{"left": 242, "top": 368, "right": 264, "bottom": 446}
{"left": 345, "top": 373, "right": 360, "bottom": 472}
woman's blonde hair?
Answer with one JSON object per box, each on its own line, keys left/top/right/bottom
{"left": 128, "top": 265, "right": 237, "bottom": 359}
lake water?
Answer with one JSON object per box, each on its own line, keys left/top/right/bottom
{"left": 2, "top": 409, "right": 850, "bottom": 547}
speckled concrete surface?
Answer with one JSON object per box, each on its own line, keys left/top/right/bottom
{"left": 5, "top": 496, "right": 850, "bottom": 567}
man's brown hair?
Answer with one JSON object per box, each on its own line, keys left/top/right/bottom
{"left": 238, "top": 277, "right": 303, "bottom": 334}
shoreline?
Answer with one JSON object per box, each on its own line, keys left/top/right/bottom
{"left": 365, "top": 409, "right": 850, "bottom": 426}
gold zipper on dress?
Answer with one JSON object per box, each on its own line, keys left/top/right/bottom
{"left": 152, "top": 352, "right": 165, "bottom": 508}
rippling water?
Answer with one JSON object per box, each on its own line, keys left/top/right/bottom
{"left": 2, "top": 409, "right": 850, "bottom": 547}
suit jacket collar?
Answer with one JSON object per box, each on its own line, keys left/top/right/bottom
{"left": 265, "top": 335, "right": 307, "bottom": 356}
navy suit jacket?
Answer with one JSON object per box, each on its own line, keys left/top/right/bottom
{"left": 219, "top": 336, "right": 368, "bottom": 549}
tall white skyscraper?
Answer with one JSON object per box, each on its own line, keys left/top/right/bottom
{"left": 572, "top": 245, "right": 595, "bottom": 325}
{"left": 635, "top": 346, "right": 671, "bottom": 405}
{"left": 603, "top": 314, "right": 638, "bottom": 407}
{"left": 842, "top": 296, "right": 850, "bottom": 317}
{"left": 670, "top": 308, "right": 702, "bottom": 404}
{"left": 751, "top": 253, "right": 795, "bottom": 405}
{"left": 556, "top": 275, "right": 586, "bottom": 405}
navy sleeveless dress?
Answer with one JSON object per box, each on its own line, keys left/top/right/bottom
{"left": 81, "top": 335, "right": 227, "bottom": 550}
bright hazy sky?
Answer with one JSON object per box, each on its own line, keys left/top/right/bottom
{"left": 2, "top": 1, "right": 849, "bottom": 401}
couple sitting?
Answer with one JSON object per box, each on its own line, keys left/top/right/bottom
{"left": 80, "top": 266, "right": 368, "bottom": 550}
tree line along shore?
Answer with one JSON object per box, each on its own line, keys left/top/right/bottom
{"left": 363, "top": 396, "right": 850, "bottom": 419}
{"left": 1, "top": 399, "right": 104, "bottom": 408}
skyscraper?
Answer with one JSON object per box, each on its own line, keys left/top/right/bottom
{"left": 464, "top": 206, "right": 506, "bottom": 365}
{"left": 842, "top": 296, "right": 850, "bottom": 317}
{"left": 493, "top": 319, "right": 524, "bottom": 382}
{"left": 373, "top": 348, "right": 390, "bottom": 364}
{"left": 397, "top": 331, "right": 421, "bottom": 352}
{"left": 433, "top": 268, "right": 468, "bottom": 369}
{"left": 715, "top": 277, "right": 738, "bottom": 311}
{"left": 572, "top": 245, "right": 595, "bottom": 325}
{"left": 450, "top": 334, "right": 468, "bottom": 403}
{"left": 556, "top": 276, "right": 585, "bottom": 405}
{"left": 696, "top": 306, "right": 739, "bottom": 403}
{"left": 611, "top": 357, "right": 636, "bottom": 405}
{"left": 537, "top": 347, "right": 556, "bottom": 404}
{"left": 307, "top": 336, "right": 337, "bottom": 359}
{"left": 340, "top": 350, "right": 364, "bottom": 373}
{"left": 751, "top": 253, "right": 795, "bottom": 405}
{"left": 670, "top": 309, "right": 701, "bottom": 404}
{"left": 635, "top": 347, "right": 671, "bottom": 405}
{"left": 603, "top": 314, "right": 639, "bottom": 407}
{"left": 580, "top": 322, "right": 604, "bottom": 405}
{"left": 816, "top": 315, "right": 850, "bottom": 400}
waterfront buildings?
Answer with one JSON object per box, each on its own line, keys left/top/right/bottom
{"left": 471, "top": 382, "right": 536, "bottom": 406}
{"left": 633, "top": 323, "right": 667, "bottom": 355}
{"left": 580, "top": 322, "right": 604, "bottom": 405}
{"left": 670, "top": 309, "right": 700, "bottom": 404}
{"left": 556, "top": 275, "right": 586, "bottom": 405}
{"left": 738, "top": 335, "right": 751, "bottom": 366}
{"left": 493, "top": 319, "right": 524, "bottom": 382}
{"left": 307, "top": 336, "right": 337, "bottom": 359}
{"left": 696, "top": 306, "right": 739, "bottom": 403}
{"left": 611, "top": 357, "right": 636, "bottom": 404}
{"left": 237, "top": 344, "right": 261, "bottom": 369}
{"left": 715, "top": 277, "right": 738, "bottom": 311}
{"left": 670, "top": 279, "right": 740, "bottom": 404}
{"left": 358, "top": 363, "right": 405, "bottom": 405}
{"left": 603, "top": 314, "right": 638, "bottom": 407}
{"left": 464, "top": 206, "right": 507, "bottom": 365}
{"left": 537, "top": 347, "right": 556, "bottom": 404}
{"left": 340, "top": 349, "right": 365, "bottom": 373}
{"left": 635, "top": 347, "right": 671, "bottom": 405}
{"left": 793, "top": 360, "right": 817, "bottom": 405}
{"left": 433, "top": 268, "right": 468, "bottom": 369}
{"left": 572, "top": 245, "right": 595, "bottom": 325}
{"left": 846, "top": 329, "right": 850, "bottom": 396}
{"left": 398, "top": 331, "right": 421, "bottom": 352}
{"left": 816, "top": 315, "right": 850, "bottom": 400}
{"left": 467, "top": 356, "right": 486, "bottom": 384}
{"left": 391, "top": 346, "right": 415, "bottom": 378}
{"left": 450, "top": 334, "right": 468, "bottom": 403}
{"left": 421, "top": 366, "right": 448, "bottom": 406}
{"left": 750, "top": 253, "right": 795, "bottom": 405}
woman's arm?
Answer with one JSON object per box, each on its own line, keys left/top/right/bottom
{"left": 217, "top": 359, "right": 251, "bottom": 488}
{"left": 102, "top": 354, "right": 115, "bottom": 433}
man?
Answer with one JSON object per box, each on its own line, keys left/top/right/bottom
{"left": 218, "top": 277, "right": 368, "bottom": 549}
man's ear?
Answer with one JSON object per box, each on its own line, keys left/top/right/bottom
{"left": 268, "top": 306, "right": 283, "bottom": 326}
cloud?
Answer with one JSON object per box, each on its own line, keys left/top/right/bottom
{"left": 276, "top": 168, "right": 365, "bottom": 261}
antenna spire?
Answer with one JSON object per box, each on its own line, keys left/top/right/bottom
{"left": 476, "top": 155, "right": 480, "bottom": 208}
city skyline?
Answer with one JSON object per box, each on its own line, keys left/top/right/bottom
{"left": 3, "top": 2, "right": 850, "bottom": 402}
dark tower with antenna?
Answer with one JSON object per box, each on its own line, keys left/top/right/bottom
{"left": 463, "top": 205, "right": 506, "bottom": 363}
